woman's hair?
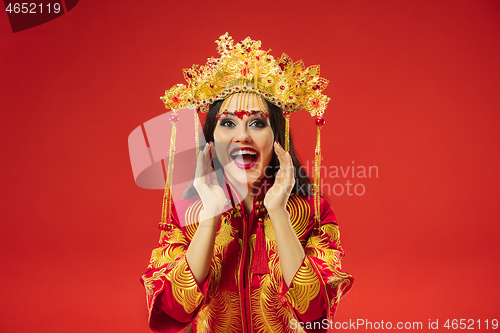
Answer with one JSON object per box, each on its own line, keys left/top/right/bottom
{"left": 183, "top": 98, "right": 314, "bottom": 198}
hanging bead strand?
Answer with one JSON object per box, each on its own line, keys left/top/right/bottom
{"left": 159, "top": 112, "right": 179, "bottom": 232}
{"left": 284, "top": 111, "right": 291, "bottom": 152}
{"left": 313, "top": 116, "right": 325, "bottom": 233}
{"left": 194, "top": 109, "right": 199, "bottom": 162}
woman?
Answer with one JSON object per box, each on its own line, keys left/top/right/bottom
{"left": 141, "top": 33, "right": 352, "bottom": 333}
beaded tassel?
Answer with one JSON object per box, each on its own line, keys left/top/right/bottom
{"left": 159, "top": 112, "right": 179, "bottom": 231}
{"left": 252, "top": 217, "right": 269, "bottom": 275}
{"left": 284, "top": 112, "right": 290, "bottom": 152}
{"left": 314, "top": 117, "right": 325, "bottom": 232}
{"left": 194, "top": 109, "right": 199, "bottom": 162}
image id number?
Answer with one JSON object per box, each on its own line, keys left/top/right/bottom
{"left": 5, "top": 3, "right": 61, "bottom": 14}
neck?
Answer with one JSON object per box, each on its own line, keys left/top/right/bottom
{"left": 225, "top": 175, "right": 262, "bottom": 215}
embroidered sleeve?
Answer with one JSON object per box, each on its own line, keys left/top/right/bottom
{"left": 140, "top": 201, "right": 207, "bottom": 332}
{"left": 279, "top": 198, "right": 353, "bottom": 324}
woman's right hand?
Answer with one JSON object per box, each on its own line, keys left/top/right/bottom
{"left": 193, "top": 142, "right": 228, "bottom": 222}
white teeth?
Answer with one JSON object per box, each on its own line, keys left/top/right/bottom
{"left": 231, "top": 150, "right": 257, "bottom": 157}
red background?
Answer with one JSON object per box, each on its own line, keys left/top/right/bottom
{"left": 1, "top": 1, "right": 499, "bottom": 332}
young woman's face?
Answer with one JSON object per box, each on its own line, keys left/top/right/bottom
{"left": 213, "top": 93, "right": 274, "bottom": 187}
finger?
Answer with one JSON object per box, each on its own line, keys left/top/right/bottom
{"left": 279, "top": 149, "right": 294, "bottom": 192}
{"left": 195, "top": 143, "right": 211, "bottom": 184}
{"left": 275, "top": 168, "right": 282, "bottom": 183}
{"left": 275, "top": 141, "right": 292, "bottom": 179}
{"left": 209, "top": 170, "right": 218, "bottom": 185}
{"left": 274, "top": 141, "right": 287, "bottom": 169}
{"left": 194, "top": 144, "right": 206, "bottom": 180}
{"left": 286, "top": 155, "right": 295, "bottom": 191}
{"left": 208, "top": 142, "right": 215, "bottom": 165}
{"left": 275, "top": 143, "right": 292, "bottom": 188}
{"left": 274, "top": 140, "right": 286, "bottom": 155}
{"left": 285, "top": 151, "right": 294, "bottom": 180}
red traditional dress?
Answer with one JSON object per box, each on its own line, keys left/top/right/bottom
{"left": 141, "top": 177, "right": 353, "bottom": 332}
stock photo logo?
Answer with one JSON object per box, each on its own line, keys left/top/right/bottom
{"left": 3, "top": 0, "right": 78, "bottom": 33}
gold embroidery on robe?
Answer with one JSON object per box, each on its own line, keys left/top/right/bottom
{"left": 196, "top": 290, "right": 241, "bottom": 333}
{"left": 167, "top": 259, "right": 204, "bottom": 314}
{"left": 249, "top": 212, "right": 305, "bottom": 332}
{"left": 305, "top": 223, "right": 352, "bottom": 311}
{"left": 285, "top": 257, "right": 321, "bottom": 314}
{"left": 287, "top": 196, "right": 310, "bottom": 243}
{"left": 142, "top": 191, "right": 353, "bottom": 332}
{"left": 148, "top": 227, "right": 188, "bottom": 269}
{"left": 251, "top": 275, "right": 297, "bottom": 333}
{"left": 214, "top": 215, "right": 236, "bottom": 252}
{"left": 143, "top": 267, "right": 167, "bottom": 297}
{"left": 184, "top": 199, "right": 203, "bottom": 240}
{"left": 305, "top": 224, "right": 348, "bottom": 272}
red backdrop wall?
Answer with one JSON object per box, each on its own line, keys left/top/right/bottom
{"left": 1, "top": 1, "right": 499, "bottom": 332}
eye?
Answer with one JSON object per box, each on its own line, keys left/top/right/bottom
{"left": 219, "top": 119, "right": 235, "bottom": 127}
{"left": 249, "top": 119, "right": 267, "bottom": 128}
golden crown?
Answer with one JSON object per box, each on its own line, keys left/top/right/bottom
{"left": 160, "top": 33, "right": 330, "bottom": 117}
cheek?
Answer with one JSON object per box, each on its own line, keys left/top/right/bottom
{"left": 214, "top": 127, "right": 235, "bottom": 147}
{"left": 213, "top": 127, "right": 222, "bottom": 142}
{"left": 213, "top": 128, "right": 230, "bottom": 155}
{"left": 258, "top": 130, "right": 274, "bottom": 163}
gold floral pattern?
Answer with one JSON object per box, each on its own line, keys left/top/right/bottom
{"left": 166, "top": 259, "right": 204, "bottom": 314}
{"left": 141, "top": 193, "right": 352, "bottom": 332}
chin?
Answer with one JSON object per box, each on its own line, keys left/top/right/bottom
{"left": 225, "top": 162, "right": 263, "bottom": 186}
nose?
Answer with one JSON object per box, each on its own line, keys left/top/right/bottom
{"left": 234, "top": 124, "right": 252, "bottom": 143}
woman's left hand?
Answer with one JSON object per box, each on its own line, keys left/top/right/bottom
{"left": 264, "top": 141, "right": 295, "bottom": 215}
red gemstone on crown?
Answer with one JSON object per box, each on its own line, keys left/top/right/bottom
{"left": 312, "top": 84, "right": 320, "bottom": 90}
{"left": 315, "top": 117, "right": 325, "bottom": 126}
{"left": 234, "top": 110, "right": 249, "bottom": 119}
{"left": 172, "top": 95, "right": 180, "bottom": 103}
{"left": 169, "top": 114, "right": 179, "bottom": 123}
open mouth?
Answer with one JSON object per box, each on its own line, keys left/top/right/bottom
{"left": 230, "top": 147, "right": 259, "bottom": 170}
